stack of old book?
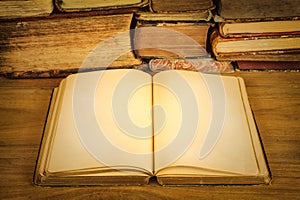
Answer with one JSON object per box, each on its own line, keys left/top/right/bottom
{"left": 0, "top": 0, "right": 149, "bottom": 78}
{"left": 211, "top": 0, "right": 300, "bottom": 69}
{"left": 0, "top": 0, "right": 233, "bottom": 78}
{"left": 133, "top": 0, "right": 233, "bottom": 73}
{"left": 134, "top": 0, "right": 214, "bottom": 58}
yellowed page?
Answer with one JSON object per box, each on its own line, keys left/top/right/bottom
{"left": 153, "top": 70, "right": 259, "bottom": 176}
{"left": 47, "top": 69, "right": 153, "bottom": 175}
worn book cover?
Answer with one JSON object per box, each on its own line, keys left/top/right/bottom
{"left": 134, "top": 22, "right": 211, "bottom": 59}
{"left": 150, "top": 0, "right": 214, "bottom": 13}
{"left": 55, "top": 0, "right": 148, "bottom": 12}
{"left": 237, "top": 61, "right": 300, "bottom": 70}
{"left": 217, "top": 0, "right": 300, "bottom": 20}
{"left": 0, "top": 0, "right": 53, "bottom": 19}
{"left": 135, "top": 10, "right": 212, "bottom": 22}
{"left": 219, "top": 20, "right": 300, "bottom": 38}
{"left": 149, "top": 59, "right": 234, "bottom": 73}
{"left": 0, "top": 14, "right": 141, "bottom": 78}
{"left": 210, "top": 29, "right": 300, "bottom": 61}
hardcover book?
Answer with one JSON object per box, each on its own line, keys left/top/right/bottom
{"left": 149, "top": 59, "right": 234, "bottom": 73}
{"left": 0, "top": 14, "right": 141, "bottom": 78}
{"left": 34, "top": 69, "right": 271, "bottom": 186}
{"left": 55, "top": 0, "right": 148, "bottom": 12}
{"left": 134, "top": 22, "right": 211, "bottom": 59}
{"left": 219, "top": 20, "right": 300, "bottom": 38}
{"left": 210, "top": 30, "right": 300, "bottom": 61}
{"left": 145, "top": 0, "right": 214, "bottom": 21}
{"left": 150, "top": 0, "right": 214, "bottom": 13}
{"left": 135, "top": 10, "right": 212, "bottom": 22}
{"left": 0, "top": 0, "right": 53, "bottom": 19}
{"left": 216, "top": 0, "right": 300, "bottom": 20}
{"left": 237, "top": 61, "right": 300, "bottom": 70}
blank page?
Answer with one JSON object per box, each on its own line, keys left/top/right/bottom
{"left": 153, "top": 70, "right": 259, "bottom": 176}
{"left": 47, "top": 69, "right": 153, "bottom": 174}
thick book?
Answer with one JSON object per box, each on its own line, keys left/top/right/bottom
{"left": 149, "top": 59, "right": 234, "bottom": 73}
{"left": 0, "top": 0, "right": 53, "bottom": 19}
{"left": 55, "top": 0, "right": 148, "bottom": 12}
{"left": 135, "top": 10, "right": 212, "bottom": 22}
{"left": 34, "top": 69, "right": 271, "bottom": 186}
{"left": 210, "top": 30, "right": 300, "bottom": 61}
{"left": 213, "top": 52, "right": 300, "bottom": 62}
{"left": 140, "top": 0, "right": 213, "bottom": 22}
{"left": 237, "top": 61, "right": 300, "bottom": 70}
{"left": 217, "top": 0, "right": 300, "bottom": 20}
{"left": 0, "top": 14, "right": 141, "bottom": 78}
{"left": 134, "top": 22, "right": 211, "bottom": 59}
{"left": 150, "top": 0, "right": 214, "bottom": 13}
{"left": 219, "top": 20, "right": 300, "bottom": 38}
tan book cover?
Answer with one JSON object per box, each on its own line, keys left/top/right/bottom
{"left": 219, "top": 20, "right": 300, "bottom": 38}
{"left": 0, "top": 0, "right": 53, "bottom": 19}
{"left": 210, "top": 30, "right": 300, "bottom": 61}
{"left": 55, "top": 0, "right": 148, "bottom": 12}
{"left": 34, "top": 69, "right": 271, "bottom": 186}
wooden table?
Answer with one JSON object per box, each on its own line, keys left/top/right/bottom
{"left": 0, "top": 71, "right": 299, "bottom": 199}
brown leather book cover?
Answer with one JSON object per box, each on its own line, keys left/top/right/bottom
{"left": 150, "top": 0, "right": 214, "bottom": 13}
{"left": 134, "top": 22, "right": 211, "bottom": 59}
{"left": 237, "top": 61, "right": 300, "bottom": 70}
{"left": 217, "top": 0, "right": 300, "bottom": 20}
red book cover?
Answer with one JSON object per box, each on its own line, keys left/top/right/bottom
{"left": 237, "top": 61, "right": 300, "bottom": 70}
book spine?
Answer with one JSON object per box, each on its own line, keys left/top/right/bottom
{"left": 215, "top": 51, "right": 300, "bottom": 61}
{"left": 54, "top": 0, "right": 149, "bottom": 13}
{"left": 149, "top": 58, "right": 234, "bottom": 73}
{"left": 237, "top": 61, "right": 300, "bottom": 70}
{"left": 134, "top": 22, "right": 211, "bottom": 59}
{"left": 219, "top": 22, "right": 300, "bottom": 38}
{"left": 210, "top": 28, "right": 221, "bottom": 57}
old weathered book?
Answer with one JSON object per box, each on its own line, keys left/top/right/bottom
{"left": 138, "top": 0, "right": 214, "bottom": 21}
{"left": 216, "top": 0, "right": 300, "bottom": 20}
{"left": 0, "top": 14, "right": 141, "bottom": 78}
{"left": 34, "top": 69, "right": 271, "bottom": 186}
{"left": 150, "top": 0, "right": 214, "bottom": 13}
{"left": 0, "top": 0, "right": 53, "bottom": 19}
{"left": 210, "top": 30, "right": 300, "bottom": 61}
{"left": 149, "top": 58, "right": 234, "bottom": 73}
{"left": 219, "top": 20, "right": 300, "bottom": 38}
{"left": 237, "top": 61, "right": 300, "bottom": 70}
{"left": 55, "top": 0, "right": 148, "bottom": 12}
{"left": 134, "top": 0, "right": 214, "bottom": 59}
{"left": 213, "top": 52, "right": 300, "bottom": 62}
{"left": 134, "top": 22, "right": 211, "bottom": 59}
{"left": 135, "top": 10, "right": 212, "bottom": 22}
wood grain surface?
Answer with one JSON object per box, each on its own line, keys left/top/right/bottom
{"left": 0, "top": 71, "right": 299, "bottom": 199}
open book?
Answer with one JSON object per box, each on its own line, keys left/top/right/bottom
{"left": 34, "top": 69, "right": 271, "bottom": 186}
